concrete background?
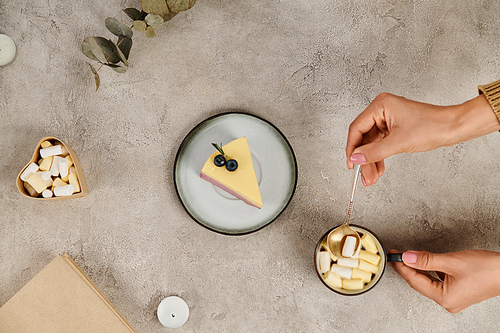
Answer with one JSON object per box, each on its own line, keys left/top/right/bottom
{"left": 1, "top": 0, "right": 500, "bottom": 331}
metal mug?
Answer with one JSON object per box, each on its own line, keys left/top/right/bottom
{"left": 314, "top": 224, "right": 402, "bottom": 296}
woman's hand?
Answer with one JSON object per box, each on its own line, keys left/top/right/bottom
{"left": 389, "top": 249, "right": 500, "bottom": 313}
{"left": 346, "top": 93, "right": 500, "bottom": 185}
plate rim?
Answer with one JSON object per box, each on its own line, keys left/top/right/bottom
{"left": 173, "top": 111, "right": 298, "bottom": 236}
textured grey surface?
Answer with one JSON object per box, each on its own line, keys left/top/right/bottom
{"left": 1, "top": 0, "right": 500, "bottom": 331}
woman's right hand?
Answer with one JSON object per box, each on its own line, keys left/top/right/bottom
{"left": 346, "top": 93, "right": 500, "bottom": 186}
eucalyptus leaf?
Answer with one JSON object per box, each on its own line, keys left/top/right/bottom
{"left": 84, "top": 37, "right": 108, "bottom": 63}
{"left": 162, "top": 11, "right": 178, "bottom": 22}
{"left": 145, "top": 26, "right": 155, "bottom": 38}
{"left": 108, "top": 39, "right": 129, "bottom": 66}
{"left": 112, "top": 66, "right": 127, "bottom": 73}
{"left": 105, "top": 17, "right": 133, "bottom": 38}
{"left": 141, "top": 0, "right": 170, "bottom": 16}
{"left": 145, "top": 14, "right": 164, "bottom": 30}
{"left": 123, "top": 8, "right": 142, "bottom": 20}
{"left": 167, "top": 0, "right": 196, "bottom": 13}
{"left": 105, "top": 63, "right": 127, "bottom": 73}
{"left": 117, "top": 36, "right": 132, "bottom": 59}
{"left": 98, "top": 40, "right": 120, "bottom": 64}
{"left": 133, "top": 20, "right": 147, "bottom": 32}
{"left": 86, "top": 62, "right": 100, "bottom": 90}
{"left": 85, "top": 37, "right": 121, "bottom": 64}
{"left": 82, "top": 38, "right": 99, "bottom": 61}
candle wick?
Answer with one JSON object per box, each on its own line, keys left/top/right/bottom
{"left": 171, "top": 314, "right": 176, "bottom": 318}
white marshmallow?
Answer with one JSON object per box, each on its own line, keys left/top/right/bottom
{"left": 20, "top": 162, "right": 39, "bottom": 181}
{"left": 40, "top": 145, "right": 62, "bottom": 158}
{"left": 337, "top": 258, "right": 359, "bottom": 268}
{"left": 42, "top": 189, "right": 53, "bottom": 198}
{"left": 50, "top": 156, "right": 62, "bottom": 177}
{"left": 352, "top": 244, "right": 361, "bottom": 258}
{"left": 342, "top": 236, "right": 357, "bottom": 258}
{"left": 55, "top": 143, "right": 68, "bottom": 156}
{"left": 318, "top": 251, "right": 331, "bottom": 274}
{"left": 330, "top": 264, "right": 352, "bottom": 279}
{"left": 59, "top": 158, "right": 69, "bottom": 178}
{"left": 54, "top": 184, "right": 74, "bottom": 197}
{"left": 36, "top": 171, "right": 53, "bottom": 187}
{"left": 39, "top": 171, "right": 51, "bottom": 180}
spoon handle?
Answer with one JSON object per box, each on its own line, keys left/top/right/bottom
{"left": 343, "top": 164, "right": 362, "bottom": 225}
{"left": 350, "top": 164, "right": 362, "bottom": 202}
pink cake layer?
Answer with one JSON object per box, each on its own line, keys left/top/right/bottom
{"left": 200, "top": 172, "right": 261, "bottom": 209}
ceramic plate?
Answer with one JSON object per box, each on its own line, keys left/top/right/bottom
{"left": 174, "top": 113, "right": 297, "bottom": 235}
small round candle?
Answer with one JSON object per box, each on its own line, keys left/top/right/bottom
{"left": 157, "top": 296, "right": 189, "bottom": 328}
{"left": 0, "top": 34, "right": 16, "bottom": 66}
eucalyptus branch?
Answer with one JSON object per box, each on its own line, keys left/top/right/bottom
{"left": 82, "top": 0, "right": 197, "bottom": 91}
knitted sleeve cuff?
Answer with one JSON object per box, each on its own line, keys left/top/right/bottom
{"left": 478, "top": 80, "right": 500, "bottom": 122}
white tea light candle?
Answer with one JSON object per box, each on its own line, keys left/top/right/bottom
{"left": 0, "top": 34, "right": 16, "bottom": 66}
{"left": 157, "top": 296, "right": 189, "bottom": 328}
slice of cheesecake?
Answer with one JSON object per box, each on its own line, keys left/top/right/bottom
{"left": 200, "top": 137, "right": 262, "bottom": 209}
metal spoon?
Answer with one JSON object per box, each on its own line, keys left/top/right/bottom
{"left": 327, "top": 164, "right": 362, "bottom": 258}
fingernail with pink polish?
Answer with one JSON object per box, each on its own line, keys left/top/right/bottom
{"left": 361, "top": 175, "right": 367, "bottom": 187}
{"left": 402, "top": 252, "right": 418, "bottom": 264}
{"left": 350, "top": 153, "right": 367, "bottom": 164}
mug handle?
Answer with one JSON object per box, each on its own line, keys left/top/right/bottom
{"left": 387, "top": 253, "right": 403, "bottom": 262}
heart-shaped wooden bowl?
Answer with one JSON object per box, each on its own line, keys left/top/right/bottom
{"left": 16, "top": 137, "right": 88, "bottom": 200}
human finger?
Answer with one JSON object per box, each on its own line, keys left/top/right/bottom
{"left": 346, "top": 102, "right": 387, "bottom": 168}
{"left": 350, "top": 132, "right": 405, "bottom": 165}
{"left": 360, "top": 162, "right": 379, "bottom": 186}
{"left": 376, "top": 160, "right": 385, "bottom": 177}
{"left": 347, "top": 123, "right": 385, "bottom": 170}
{"left": 401, "top": 251, "right": 455, "bottom": 274}
{"left": 389, "top": 250, "right": 445, "bottom": 302}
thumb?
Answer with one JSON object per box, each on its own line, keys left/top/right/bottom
{"left": 391, "top": 250, "right": 449, "bottom": 303}
{"left": 350, "top": 134, "right": 403, "bottom": 165}
{"left": 402, "top": 251, "right": 453, "bottom": 274}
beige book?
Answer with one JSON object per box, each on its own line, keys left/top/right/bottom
{"left": 0, "top": 253, "right": 136, "bottom": 333}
